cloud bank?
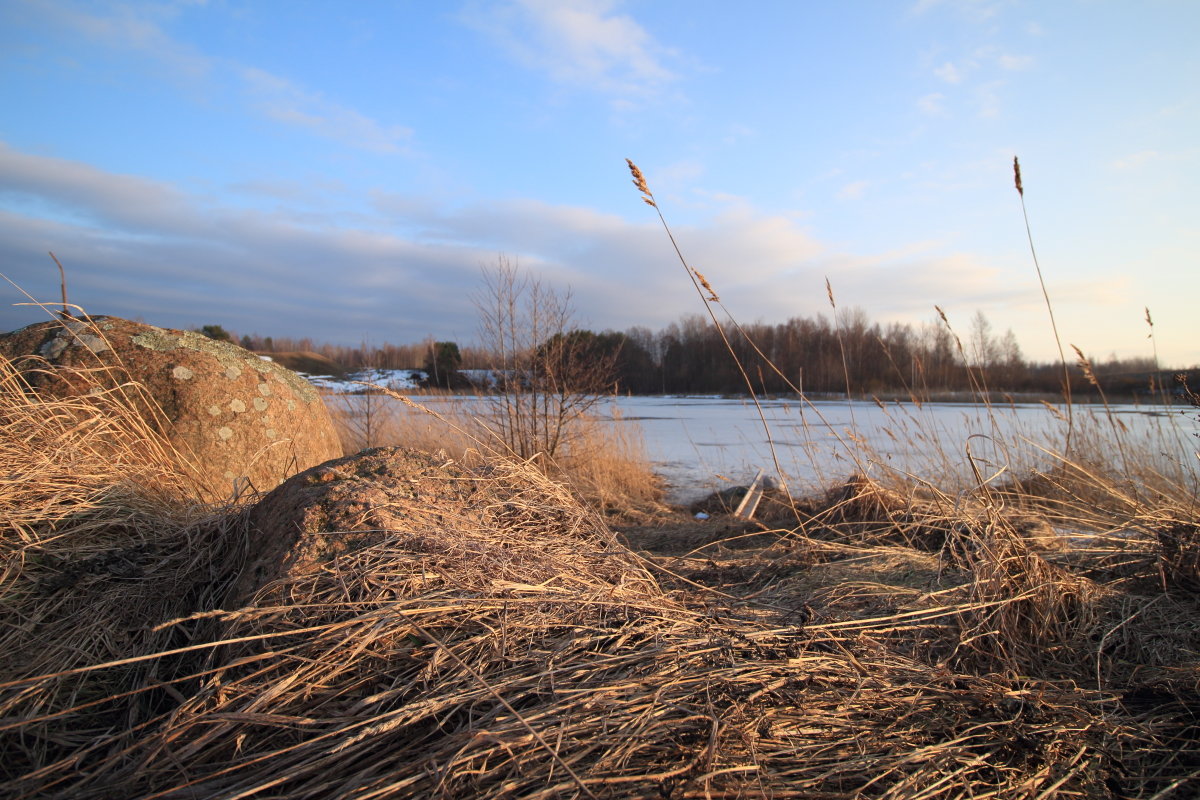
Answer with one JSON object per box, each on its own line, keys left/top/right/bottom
{"left": 0, "top": 141, "right": 1047, "bottom": 350}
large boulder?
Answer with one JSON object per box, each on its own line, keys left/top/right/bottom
{"left": 0, "top": 316, "right": 342, "bottom": 502}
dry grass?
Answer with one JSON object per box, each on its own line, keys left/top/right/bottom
{"left": 3, "top": 279, "right": 1200, "bottom": 795}
{"left": 4, "top": 347, "right": 1200, "bottom": 796}
{"left": 548, "top": 409, "right": 667, "bottom": 517}
{"left": 328, "top": 389, "right": 482, "bottom": 460}
{"left": 0, "top": 353, "right": 243, "bottom": 785}
{"left": 330, "top": 391, "right": 666, "bottom": 517}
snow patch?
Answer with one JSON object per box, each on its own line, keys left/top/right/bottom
{"left": 300, "top": 368, "right": 507, "bottom": 393}
{"left": 302, "top": 368, "right": 425, "bottom": 393}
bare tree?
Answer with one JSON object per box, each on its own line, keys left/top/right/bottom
{"left": 474, "top": 257, "right": 617, "bottom": 465}
{"left": 968, "top": 310, "right": 1000, "bottom": 371}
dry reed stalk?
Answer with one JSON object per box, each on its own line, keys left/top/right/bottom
{"left": 624, "top": 159, "right": 884, "bottom": 525}
{"left": 47, "top": 251, "right": 69, "bottom": 318}
{"left": 1014, "top": 156, "right": 1075, "bottom": 452}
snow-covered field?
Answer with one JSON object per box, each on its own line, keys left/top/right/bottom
{"left": 300, "top": 368, "right": 502, "bottom": 393}
{"left": 303, "top": 368, "right": 424, "bottom": 393}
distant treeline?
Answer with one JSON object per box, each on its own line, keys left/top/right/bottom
{"left": 222, "top": 309, "right": 1192, "bottom": 400}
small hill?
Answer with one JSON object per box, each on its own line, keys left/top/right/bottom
{"left": 259, "top": 350, "right": 347, "bottom": 378}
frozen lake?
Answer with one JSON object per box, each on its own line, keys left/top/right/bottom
{"left": 599, "top": 396, "right": 1198, "bottom": 501}
{"left": 339, "top": 393, "right": 1199, "bottom": 503}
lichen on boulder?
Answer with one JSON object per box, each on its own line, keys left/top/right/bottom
{"left": 0, "top": 316, "right": 342, "bottom": 502}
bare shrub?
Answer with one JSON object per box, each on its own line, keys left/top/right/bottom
{"left": 474, "top": 257, "right": 618, "bottom": 467}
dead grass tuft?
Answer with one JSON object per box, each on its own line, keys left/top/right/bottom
{"left": 331, "top": 392, "right": 665, "bottom": 517}
{"left": 0, "top": 353, "right": 242, "bottom": 785}
{"left": 549, "top": 410, "right": 667, "bottom": 517}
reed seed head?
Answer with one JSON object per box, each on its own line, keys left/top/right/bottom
{"left": 1013, "top": 156, "right": 1024, "bottom": 196}
{"left": 1038, "top": 398, "right": 1067, "bottom": 421}
{"left": 626, "top": 158, "right": 656, "bottom": 207}
{"left": 825, "top": 278, "right": 836, "bottom": 308}
{"left": 1176, "top": 374, "right": 1200, "bottom": 407}
{"left": 1072, "top": 344, "right": 1099, "bottom": 387}
{"left": 692, "top": 267, "right": 720, "bottom": 302}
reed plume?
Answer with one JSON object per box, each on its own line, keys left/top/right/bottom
{"left": 1014, "top": 155, "right": 1074, "bottom": 451}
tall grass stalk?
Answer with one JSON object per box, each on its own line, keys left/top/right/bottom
{"left": 625, "top": 161, "right": 783, "bottom": 465}
{"left": 826, "top": 279, "right": 858, "bottom": 430}
{"left": 625, "top": 160, "right": 875, "bottom": 514}
{"left": 1014, "top": 156, "right": 1075, "bottom": 453}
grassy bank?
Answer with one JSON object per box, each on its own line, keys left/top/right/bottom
{"left": 3, "top": 324, "right": 1200, "bottom": 798}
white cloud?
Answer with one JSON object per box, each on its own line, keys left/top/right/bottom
{"left": 464, "top": 0, "right": 677, "bottom": 99}
{"left": 2, "top": 142, "right": 1151, "bottom": 362}
{"left": 240, "top": 68, "right": 413, "bottom": 154}
{"left": 975, "top": 80, "right": 1004, "bottom": 118}
{"left": 20, "top": 2, "right": 413, "bottom": 154}
{"left": 650, "top": 160, "right": 706, "bottom": 193}
{"left": 910, "top": 0, "right": 1006, "bottom": 22}
{"left": 933, "top": 61, "right": 963, "bottom": 84}
{"left": 997, "top": 53, "right": 1033, "bottom": 70}
{"left": 837, "top": 181, "right": 869, "bottom": 201}
{"left": 918, "top": 92, "right": 947, "bottom": 115}
{"left": 918, "top": 45, "right": 1029, "bottom": 120}
{"left": 0, "top": 141, "right": 204, "bottom": 234}
{"left": 725, "top": 123, "right": 755, "bottom": 140}
{"left": 23, "top": 0, "right": 212, "bottom": 76}
{"left": 228, "top": 177, "right": 350, "bottom": 205}
{"left": 910, "top": 0, "right": 944, "bottom": 12}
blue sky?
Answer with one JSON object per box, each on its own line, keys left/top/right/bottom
{"left": 1, "top": 0, "right": 1197, "bottom": 365}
